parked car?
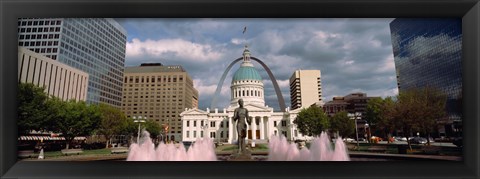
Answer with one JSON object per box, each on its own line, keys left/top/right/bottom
{"left": 343, "top": 138, "right": 355, "bottom": 143}
{"left": 409, "top": 137, "right": 427, "bottom": 144}
{"left": 452, "top": 137, "right": 463, "bottom": 147}
{"left": 393, "top": 136, "right": 407, "bottom": 141}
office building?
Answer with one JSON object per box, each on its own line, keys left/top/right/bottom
{"left": 390, "top": 18, "right": 462, "bottom": 137}
{"left": 289, "top": 70, "right": 322, "bottom": 110}
{"left": 122, "top": 63, "right": 198, "bottom": 142}
{"left": 18, "top": 47, "right": 89, "bottom": 101}
{"left": 18, "top": 18, "right": 127, "bottom": 107}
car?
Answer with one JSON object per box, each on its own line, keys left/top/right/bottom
{"left": 343, "top": 138, "right": 355, "bottom": 143}
{"left": 452, "top": 137, "right": 462, "bottom": 147}
{"left": 409, "top": 137, "right": 427, "bottom": 144}
{"left": 393, "top": 136, "right": 407, "bottom": 141}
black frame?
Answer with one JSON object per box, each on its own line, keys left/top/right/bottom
{"left": 1, "top": 0, "right": 479, "bottom": 178}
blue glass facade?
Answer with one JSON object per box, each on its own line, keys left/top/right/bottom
{"left": 390, "top": 18, "right": 462, "bottom": 136}
{"left": 18, "top": 18, "right": 127, "bottom": 107}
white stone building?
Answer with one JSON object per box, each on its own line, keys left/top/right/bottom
{"left": 180, "top": 47, "right": 312, "bottom": 144}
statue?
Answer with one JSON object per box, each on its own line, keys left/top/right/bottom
{"left": 232, "top": 98, "right": 251, "bottom": 154}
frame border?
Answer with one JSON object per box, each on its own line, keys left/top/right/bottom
{"left": 1, "top": 0, "right": 479, "bottom": 178}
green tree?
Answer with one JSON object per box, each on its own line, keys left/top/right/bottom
{"left": 293, "top": 105, "right": 330, "bottom": 137}
{"left": 47, "top": 98, "right": 101, "bottom": 149}
{"left": 416, "top": 87, "right": 447, "bottom": 145}
{"left": 97, "top": 103, "right": 129, "bottom": 148}
{"left": 394, "top": 87, "right": 446, "bottom": 148}
{"left": 378, "top": 96, "right": 398, "bottom": 143}
{"left": 17, "top": 83, "right": 50, "bottom": 135}
{"left": 144, "top": 119, "right": 162, "bottom": 141}
{"left": 329, "top": 111, "right": 355, "bottom": 138}
{"left": 365, "top": 97, "right": 383, "bottom": 135}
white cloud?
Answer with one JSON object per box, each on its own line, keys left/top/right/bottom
{"left": 376, "top": 55, "right": 395, "bottom": 73}
{"left": 126, "top": 38, "right": 224, "bottom": 62}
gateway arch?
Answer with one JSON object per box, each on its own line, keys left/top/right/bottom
{"left": 210, "top": 57, "right": 287, "bottom": 112}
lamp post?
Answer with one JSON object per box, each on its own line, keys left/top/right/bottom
{"left": 348, "top": 112, "right": 362, "bottom": 149}
{"left": 133, "top": 116, "right": 146, "bottom": 144}
{"left": 365, "top": 123, "right": 369, "bottom": 143}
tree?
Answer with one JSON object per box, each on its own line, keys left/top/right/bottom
{"left": 144, "top": 119, "right": 162, "bottom": 141}
{"left": 47, "top": 98, "right": 101, "bottom": 149}
{"left": 416, "top": 87, "right": 447, "bottom": 145}
{"left": 293, "top": 105, "right": 330, "bottom": 137}
{"left": 96, "top": 103, "right": 129, "bottom": 148}
{"left": 329, "top": 111, "right": 355, "bottom": 138}
{"left": 394, "top": 87, "right": 447, "bottom": 148}
{"left": 378, "top": 96, "right": 398, "bottom": 143}
{"left": 17, "top": 83, "right": 50, "bottom": 135}
{"left": 365, "top": 97, "right": 383, "bottom": 136}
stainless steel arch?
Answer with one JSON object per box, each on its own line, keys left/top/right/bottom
{"left": 210, "top": 57, "right": 287, "bottom": 112}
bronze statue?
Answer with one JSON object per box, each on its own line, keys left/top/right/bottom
{"left": 232, "top": 98, "right": 250, "bottom": 154}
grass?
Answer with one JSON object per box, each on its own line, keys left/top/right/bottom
{"left": 41, "top": 148, "right": 113, "bottom": 158}
{"left": 220, "top": 144, "right": 269, "bottom": 151}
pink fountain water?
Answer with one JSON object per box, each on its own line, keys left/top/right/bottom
{"left": 127, "top": 131, "right": 349, "bottom": 161}
{"left": 127, "top": 131, "right": 217, "bottom": 161}
{"left": 268, "top": 132, "right": 350, "bottom": 161}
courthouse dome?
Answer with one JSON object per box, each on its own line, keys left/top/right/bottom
{"left": 232, "top": 66, "right": 262, "bottom": 82}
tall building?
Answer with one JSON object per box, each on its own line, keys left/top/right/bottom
{"left": 181, "top": 46, "right": 312, "bottom": 143}
{"left": 390, "top": 18, "right": 462, "bottom": 137}
{"left": 18, "top": 47, "right": 89, "bottom": 101}
{"left": 17, "top": 18, "right": 127, "bottom": 107}
{"left": 289, "top": 70, "right": 322, "bottom": 110}
{"left": 122, "top": 63, "right": 198, "bottom": 142}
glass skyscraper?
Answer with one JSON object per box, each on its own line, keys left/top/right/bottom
{"left": 18, "top": 18, "right": 127, "bottom": 107}
{"left": 390, "top": 18, "right": 462, "bottom": 137}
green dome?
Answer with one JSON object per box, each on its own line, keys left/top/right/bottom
{"left": 232, "top": 66, "right": 262, "bottom": 82}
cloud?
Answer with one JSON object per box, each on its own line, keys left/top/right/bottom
{"left": 126, "top": 38, "right": 224, "bottom": 62}
{"left": 118, "top": 18, "right": 400, "bottom": 110}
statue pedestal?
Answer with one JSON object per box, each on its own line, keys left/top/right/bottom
{"left": 228, "top": 149, "right": 253, "bottom": 161}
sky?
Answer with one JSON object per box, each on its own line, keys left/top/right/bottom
{"left": 115, "top": 18, "right": 398, "bottom": 111}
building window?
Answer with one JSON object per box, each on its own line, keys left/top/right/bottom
{"left": 200, "top": 131, "right": 203, "bottom": 138}
{"left": 274, "top": 121, "right": 277, "bottom": 127}
{"left": 282, "top": 120, "right": 287, "bottom": 127}
{"left": 187, "top": 121, "right": 190, "bottom": 127}
{"left": 210, "top": 121, "right": 215, "bottom": 127}
{"left": 186, "top": 131, "right": 190, "bottom": 138}
{"left": 194, "top": 121, "right": 196, "bottom": 127}
{"left": 193, "top": 131, "right": 196, "bottom": 138}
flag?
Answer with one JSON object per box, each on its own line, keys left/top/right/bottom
{"left": 243, "top": 26, "right": 247, "bottom": 34}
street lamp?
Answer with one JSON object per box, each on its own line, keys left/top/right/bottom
{"left": 348, "top": 112, "right": 362, "bottom": 149}
{"left": 365, "top": 123, "right": 369, "bottom": 143}
{"left": 133, "top": 116, "right": 146, "bottom": 144}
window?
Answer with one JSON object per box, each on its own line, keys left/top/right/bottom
{"left": 282, "top": 120, "right": 287, "bottom": 127}
{"left": 210, "top": 121, "right": 215, "bottom": 127}
{"left": 193, "top": 131, "right": 196, "bottom": 138}
{"left": 194, "top": 121, "right": 197, "bottom": 127}
{"left": 186, "top": 131, "right": 190, "bottom": 138}
{"left": 200, "top": 131, "right": 203, "bottom": 138}
{"left": 274, "top": 121, "right": 277, "bottom": 127}
{"left": 187, "top": 121, "right": 190, "bottom": 127}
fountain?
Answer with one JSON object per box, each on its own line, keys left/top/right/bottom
{"left": 268, "top": 132, "right": 350, "bottom": 161}
{"left": 127, "top": 131, "right": 217, "bottom": 161}
{"left": 127, "top": 131, "right": 349, "bottom": 161}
